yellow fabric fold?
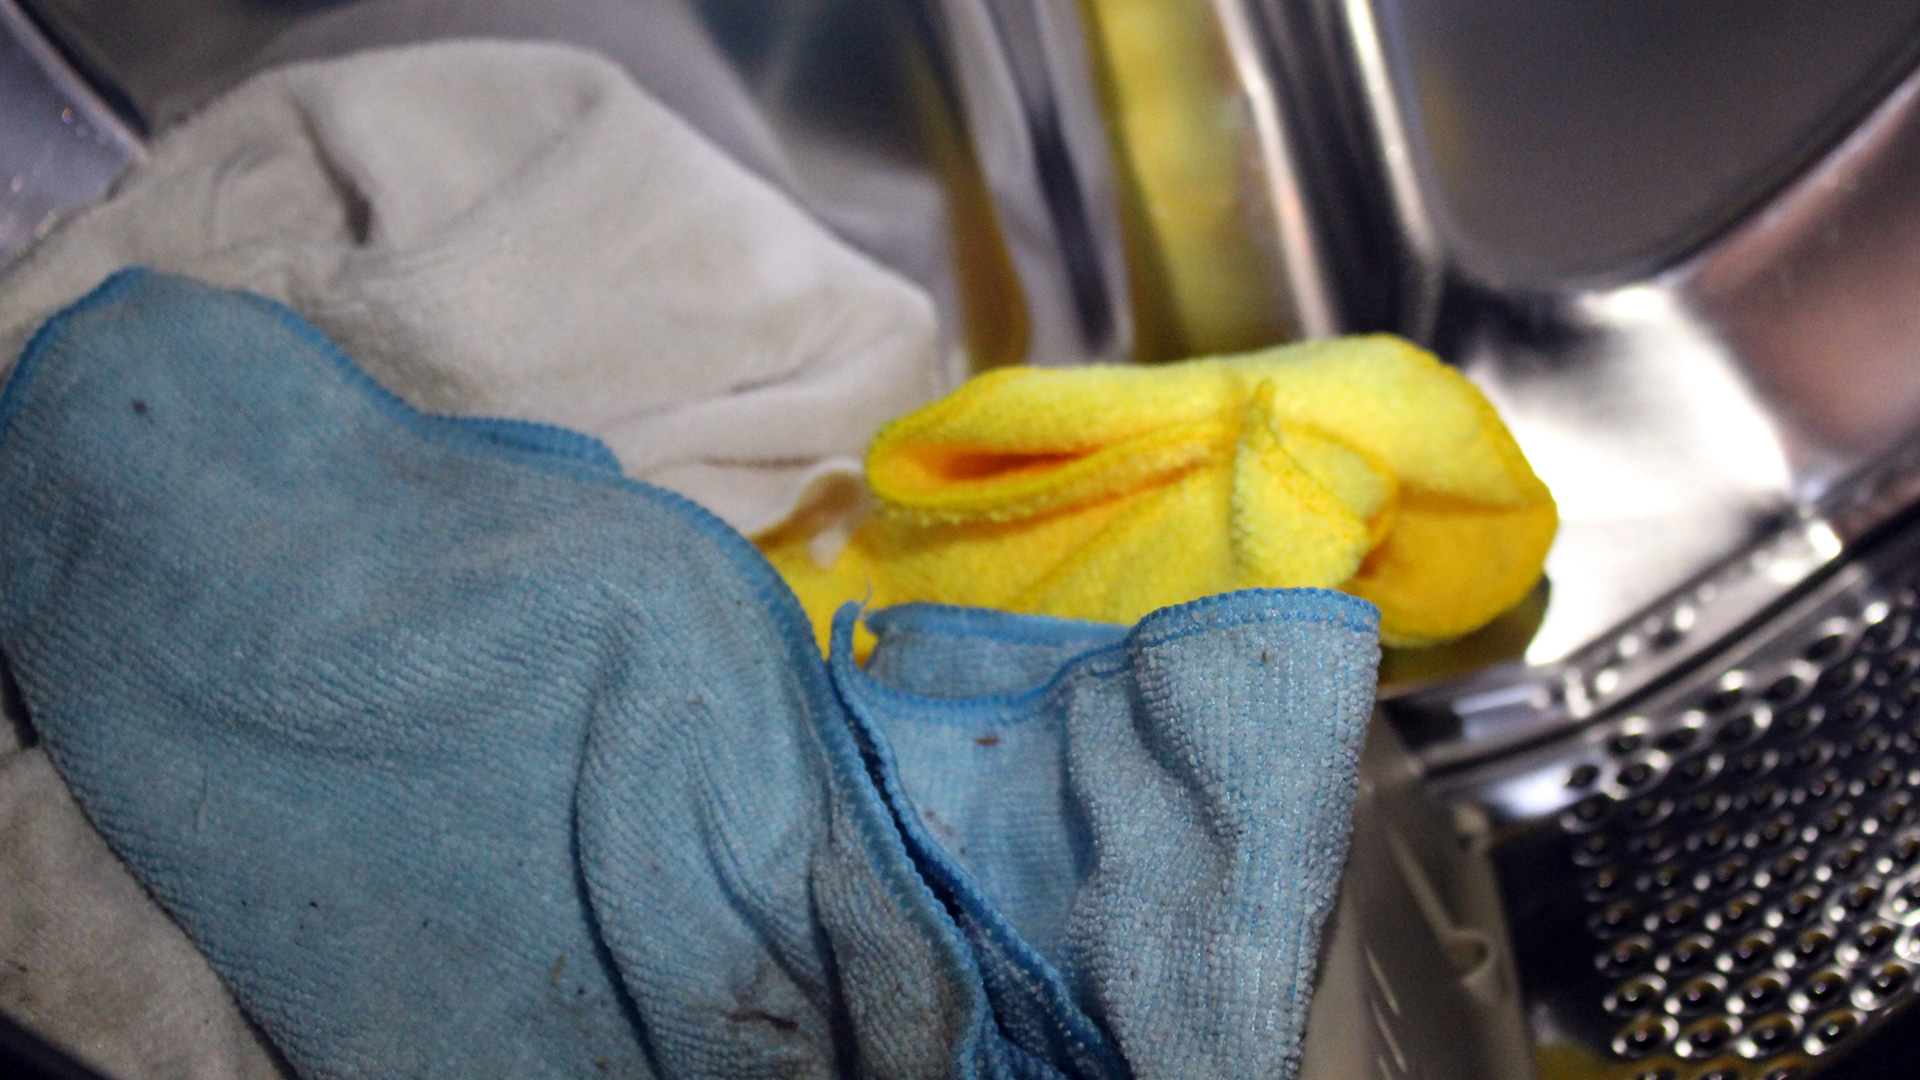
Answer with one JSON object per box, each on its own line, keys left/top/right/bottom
{"left": 762, "top": 335, "right": 1557, "bottom": 651}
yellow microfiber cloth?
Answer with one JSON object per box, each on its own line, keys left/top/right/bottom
{"left": 763, "top": 335, "right": 1557, "bottom": 651}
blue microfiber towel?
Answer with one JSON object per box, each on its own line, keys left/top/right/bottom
{"left": 0, "top": 269, "right": 1380, "bottom": 1080}
{"left": 842, "top": 602, "right": 1375, "bottom": 1077}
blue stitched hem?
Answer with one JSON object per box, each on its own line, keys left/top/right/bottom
{"left": 864, "top": 603, "right": 1129, "bottom": 648}
{"left": 447, "top": 415, "right": 622, "bottom": 472}
{"left": 0, "top": 268, "right": 144, "bottom": 449}
{"left": 843, "top": 603, "right": 1112, "bottom": 724}
{"left": 1128, "top": 587, "right": 1379, "bottom": 643}
{"left": 830, "top": 609, "right": 1126, "bottom": 1080}
{"left": 862, "top": 591, "right": 1377, "bottom": 652}
{"left": 846, "top": 587, "right": 1378, "bottom": 724}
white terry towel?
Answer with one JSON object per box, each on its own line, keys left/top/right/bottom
{"left": 0, "top": 721, "right": 285, "bottom": 1080}
{"left": 0, "top": 38, "right": 944, "bottom": 538}
{"left": 0, "top": 39, "right": 944, "bottom": 1079}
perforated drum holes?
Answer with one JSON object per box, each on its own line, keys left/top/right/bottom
{"left": 1708, "top": 892, "right": 1765, "bottom": 935}
{"left": 1765, "top": 666, "right": 1813, "bottom": 703}
{"left": 1672, "top": 752, "right": 1726, "bottom": 788}
{"left": 1837, "top": 920, "right": 1897, "bottom": 965}
{"left": 1802, "top": 1008, "right": 1862, "bottom": 1054}
{"left": 1658, "top": 723, "right": 1706, "bottom": 753}
{"left": 1534, "top": 564, "right": 1920, "bottom": 1073}
{"left": 1612, "top": 1013, "right": 1678, "bottom": 1058}
{"left": 1620, "top": 757, "right": 1666, "bottom": 791}
{"left": 1674, "top": 1014, "right": 1739, "bottom": 1058}
{"left": 1865, "top": 616, "right": 1910, "bottom": 654}
{"left": 1607, "top": 974, "right": 1668, "bottom": 1015}
{"left": 1667, "top": 973, "right": 1727, "bottom": 1016}
{"left": 1723, "top": 935, "right": 1780, "bottom": 980}
{"left": 1680, "top": 790, "right": 1733, "bottom": 827}
{"left": 1716, "top": 709, "right": 1765, "bottom": 745}
{"left": 1592, "top": 899, "right": 1642, "bottom": 936}
{"left": 1880, "top": 830, "right": 1920, "bottom": 871}
{"left": 1601, "top": 934, "right": 1657, "bottom": 977}
{"left": 1790, "top": 968, "right": 1851, "bottom": 1012}
{"left": 1854, "top": 960, "right": 1913, "bottom": 1009}
{"left": 1656, "top": 934, "right": 1717, "bottom": 976}
{"left": 1781, "top": 929, "right": 1837, "bottom": 971}
{"left": 1777, "top": 703, "right": 1825, "bottom": 739}
{"left": 1804, "top": 621, "right": 1855, "bottom": 663}
{"left": 1705, "top": 675, "right": 1751, "bottom": 714}
{"left": 1737, "top": 1012, "right": 1803, "bottom": 1060}
{"left": 1729, "top": 971, "right": 1790, "bottom": 1014}
{"left": 1652, "top": 896, "right": 1704, "bottom": 935}
{"left": 1883, "top": 875, "right": 1920, "bottom": 924}
{"left": 1589, "top": 863, "right": 1630, "bottom": 899}
{"left": 1816, "top": 657, "right": 1870, "bottom": 697}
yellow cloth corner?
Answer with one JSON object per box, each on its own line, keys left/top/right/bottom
{"left": 762, "top": 335, "right": 1556, "bottom": 651}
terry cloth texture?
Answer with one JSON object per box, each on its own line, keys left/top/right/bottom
{"left": 766, "top": 338, "right": 1558, "bottom": 651}
{"left": 0, "top": 728, "right": 287, "bottom": 1080}
{"left": 0, "top": 38, "right": 943, "bottom": 539}
{"left": 0, "top": 270, "right": 1379, "bottom": 1080}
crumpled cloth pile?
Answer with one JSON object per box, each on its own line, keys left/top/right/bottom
{"left": 767, "top": 342, "right": 1558, "bottom": 651}
{"left": 0, "top": 38, "right": 948, "bottom": 1080}
{"left": 0, "top": 30, "right": 1556, "bottom": 1080}
{"left": 0, "top": 270, "right": 1378, "bottom": 1079}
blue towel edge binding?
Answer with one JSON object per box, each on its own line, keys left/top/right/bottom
{"left": 847, "top": 588, "right": 1378, "bottom": 722}
{"left": 829, "top": 605, "right": 1129, "bottom": 1079}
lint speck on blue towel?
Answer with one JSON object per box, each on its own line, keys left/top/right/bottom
{"left": 0, "top": 270, "right": 1380, "bottom": 1080}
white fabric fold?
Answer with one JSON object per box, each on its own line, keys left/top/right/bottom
{"left": 0, "top": 38, "right": 943, "bottom": 537}
{"left": 0, "top": 739, "right": 286, "bottom": 1080}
